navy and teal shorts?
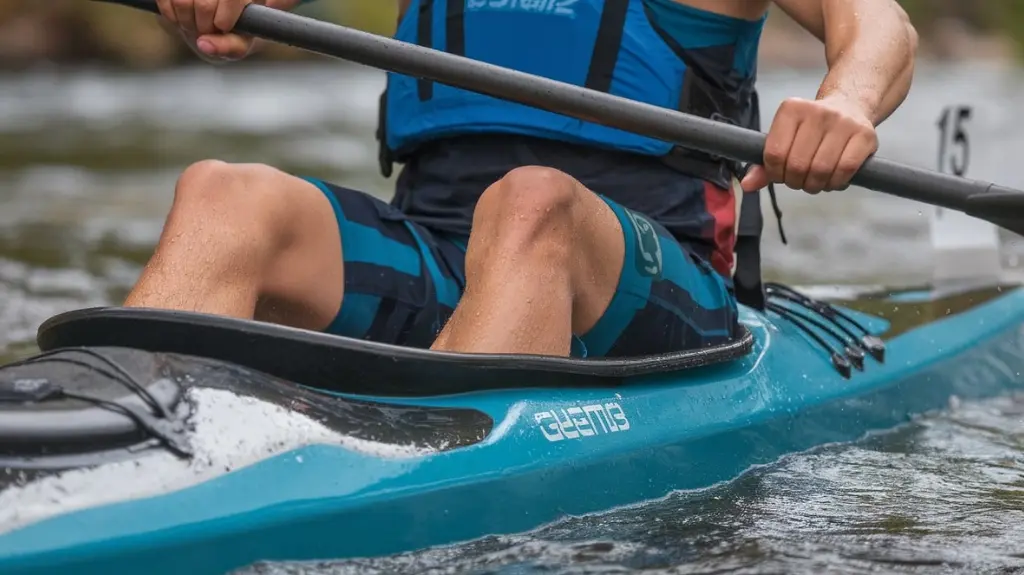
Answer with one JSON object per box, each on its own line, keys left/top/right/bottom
{"left": 304, "top": 179, "right": 738, "bottom": 357}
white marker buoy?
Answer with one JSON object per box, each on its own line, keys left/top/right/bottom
{"left": 930, "top": 105, "right": 1002, "bottom": 284}
{"left": 929, "top": 207, "right": 1002, "bottom": 283}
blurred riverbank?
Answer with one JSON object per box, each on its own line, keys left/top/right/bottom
{"left": 0, "top": 0, "right": 397, "bottom": 69}
{"left": 0, "top": 0, "right": 1020, "bottom": 71}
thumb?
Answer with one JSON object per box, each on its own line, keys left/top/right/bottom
{"left": 740, "top": 165, "right": 768, "bottom": 193}
{"left": 195, "top": 33, "right": 254, "bottom": 60}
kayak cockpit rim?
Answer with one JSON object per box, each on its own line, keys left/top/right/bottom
{"left": 36, "top": 307, "right": 755, "bottom": 397}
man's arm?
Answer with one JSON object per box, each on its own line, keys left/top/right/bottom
{"left": 773, "top": 0, "right": 918, "bottom": 125}
{"left": 741, "top": 0, "right": 918, "bottom": 194}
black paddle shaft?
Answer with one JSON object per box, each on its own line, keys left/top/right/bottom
{"left": 101, "top": 0, "right": 1024, "bottom": 232}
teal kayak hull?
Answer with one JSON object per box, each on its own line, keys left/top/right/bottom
{"left": 1, "top": 285, "right": 1023, "bottom": 574}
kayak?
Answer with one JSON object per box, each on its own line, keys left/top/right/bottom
{"left": 0, "top": 281, "right": 1023, "bottom": 574}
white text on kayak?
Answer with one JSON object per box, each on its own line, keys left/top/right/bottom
{"left": 533, "top": 402, "right": 630, "bottom": 442}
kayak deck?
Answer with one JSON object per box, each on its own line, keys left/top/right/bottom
{"left": 0, "top": 284, "right": 1022, "bottom": 574}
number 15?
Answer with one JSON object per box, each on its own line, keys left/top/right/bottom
{"left": 937, "top": 105, "right": 971, "bottom": 177}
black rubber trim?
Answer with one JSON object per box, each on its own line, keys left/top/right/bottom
{"left": 37, "top": 308, "right": 754, "bottom": 397}
{"left": 584, "top": 0, "right": 629, "bottom": 93}
{"left": 416, "top": 0, "right": 434, "bottom": 101}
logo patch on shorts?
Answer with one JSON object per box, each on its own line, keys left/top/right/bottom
{"left": 624, "top": 209, "right": 663, "bottom": 279}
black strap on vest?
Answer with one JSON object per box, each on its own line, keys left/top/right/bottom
{"left": 377, "top": 90, "right": 393, "bottom": 177}
{"left": 415, "top": 0, "right": 434, "bottom": 101}
{"left": 445, "top": 0, "right": 466, "bottom": 56}
{"left": 416, "top": 0, "right": 465, "bottom": 101}
{"left": 585, "top": 0, "right": 629, "bottom": 93}
{"left": 733, "top": 234, "right": 765, "bottom": 309}
{"left": 731, "top": 89, "right": 788, "bottom": 311}
{"left": 734, "top": 180, "right": 787, "bottom": 310}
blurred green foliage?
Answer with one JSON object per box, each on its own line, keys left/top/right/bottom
{"left": 296, "top": 1, "right": 397, "bottom": 36}
{"left": 2, "top": 0, "right": 1024, "bottom": 67}
{"left": 897, "top": 0, "right": 1024, "bottom": 56}
{"left": 0, "top": 0, "right": 399, "bottom": 68}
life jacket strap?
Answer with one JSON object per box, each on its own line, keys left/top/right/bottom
{"left": 585, "top": 0, "right": 630, "bottom": 92}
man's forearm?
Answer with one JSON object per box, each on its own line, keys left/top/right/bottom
{"left": 815, "top": 0, "right": 918, "bottom": 125}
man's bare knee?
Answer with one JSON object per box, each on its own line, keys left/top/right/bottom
{"left": 168, "top": 161, "right": 300, "bottom": 248}
{"left": 461, "top": 166, "right": 587, "bottom": 294}
{"left": 174, "top": 159, "right": 231, "bottom": 196}
{"left": 174, "top": 161, "right": 275, "bottom": 211}
{"left": 465, "top": 166, "right": 624, "bottom": 333}
{"left": 471, "top": 166, "right": 580, "bottom": 250}
{"left": 479, "top": 166, "right": 578, "bottom": 219}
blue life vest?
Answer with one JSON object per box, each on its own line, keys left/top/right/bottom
{"left": 378, "top": 0, "right": 766, "bottom": 187}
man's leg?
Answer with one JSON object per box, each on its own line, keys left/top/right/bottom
{"left": 431, "top": 166, "right": 738, "bottom": 357}
{"left": 124, "top": 160, "right": 344, "bottom": 331}
{"left": 431, "top": 166, "right": 625, "bottom": 356}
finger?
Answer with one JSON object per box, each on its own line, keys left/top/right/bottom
{"left": 155, "top": 0, "right": 177, "bottom": 24}
{"left": 170, "top": 0, "right": 196, "bottom": 32}
{"left": 196, "top": 33, "right": 253, "bottom": 60}
{"left": 804, "top": 128, "right": 851, "bottom": 194}
{"left": 741, "top": 165, "right": 769, "bottom": 192}
{"left": 193, "top": 0, "right": 218, "bottom": 35}
{"left": 763, "top": 101, "right": 802, "bottom": 184}
{"left": 784, "top": 120, "right": 826, "bottom": 192}
{"left": 213, "top": 0, "right": 251, "bottom": 33}
{"left": 828, "top": 132, "right": 877, "bottom": 191}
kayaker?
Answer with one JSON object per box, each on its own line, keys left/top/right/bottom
{"left": 129, "top": 0, "right": 917, "bottom": 357}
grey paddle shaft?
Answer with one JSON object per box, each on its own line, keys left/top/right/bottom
{"left": 100, "top": 0, "right": 1024, "bottom": 229}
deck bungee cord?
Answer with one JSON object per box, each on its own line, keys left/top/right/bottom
{"left": 0, "top": 348, "right": 194, "bottom": 465}
{"left": 766, "top": 282, "right": 886, "bottom": 363}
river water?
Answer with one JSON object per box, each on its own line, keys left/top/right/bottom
{"left": 3, "top": 61, "right": 1024, "bottom": 573}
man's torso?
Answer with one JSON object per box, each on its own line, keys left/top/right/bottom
{"left": 385, "top": 0, "right": 772, "bottom": 275}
